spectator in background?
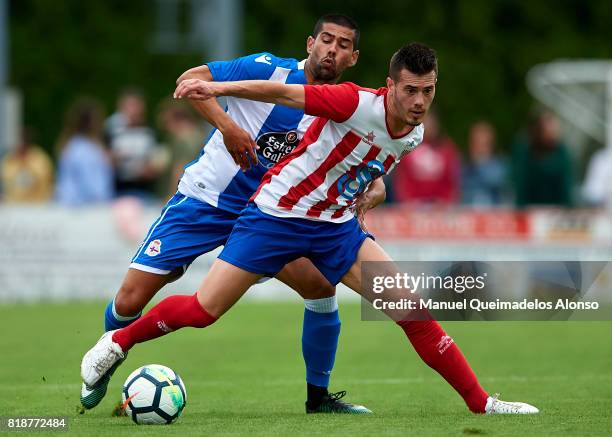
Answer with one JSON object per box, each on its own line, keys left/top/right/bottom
{"left": 582, "top": 147, "right": 612, "bottom": 208}
{"left": 461, "top": 121, "right": 508, "bottom": 207}
{"left": 105, "top": 88, "right": 166, "bottom": 202}
{"left": 55, "top": 98, "right": 114, "bottom": 206}
{"left": 157, "top": 100, "right": 207, "bottom": 197}
{"left": 1, "top": 128, "right": 54, "bottom": 203}
{"left": 392, "top": 110, "right": 461, "bottom": 204}
{"left": 104, "top": 87, "right": 146, "bottom": 143}
{"left": 512, "top": 109, "right": 573, "bottom": 208}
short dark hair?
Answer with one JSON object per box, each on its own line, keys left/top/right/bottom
{"left": 389, "top": 42, "right": 438, "bottom": 80}
{"left": 313, "top": 14, "right": 360, "bottom": 49}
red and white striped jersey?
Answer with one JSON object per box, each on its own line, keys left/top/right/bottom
{"left": 252, "top": 82, "right": 425, "bottom": 223}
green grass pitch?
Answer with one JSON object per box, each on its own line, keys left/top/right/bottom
{"left": 1, "top": 301, "right": 611, "bottom": 436}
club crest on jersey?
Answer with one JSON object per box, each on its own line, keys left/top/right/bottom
{"left": 145, "top": 239, "right": 162, "bottom": 257}
{"left": 337, "top": 160, "right": 386, "bottom": 200}
{"left": 256, "top": 130, "right": 300, "bottom": 168}
{"left": 363, "top": 131, "right": 376, "bottom": 146}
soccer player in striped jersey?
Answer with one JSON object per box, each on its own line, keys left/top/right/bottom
{"left": 81, "top": 14, "right": 377, "bottom": 414}
{"left": 82, "top": 42, "right": 539, "bottom": 414}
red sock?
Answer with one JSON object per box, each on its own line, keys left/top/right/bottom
{"left": 112, "top": 293, "right": 217, "bottom": 351}
{"left": 398, "top": 320, "right": 489, "bottom": 413}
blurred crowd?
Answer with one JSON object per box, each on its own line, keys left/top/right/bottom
{"left": 384, "top": 108, "right": 611, "bottom": 209}
{"left": 1, "top": 89, "right": 208, "bottom": 207}
{"left": 1, "top": 91, "right": 611, "bottom": 210}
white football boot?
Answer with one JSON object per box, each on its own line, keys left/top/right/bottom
{"left": 80, "top": 330, "right": 125, "bottom": 387}
{"left": 485, "top": 393, "right": 539, "bottom": 414}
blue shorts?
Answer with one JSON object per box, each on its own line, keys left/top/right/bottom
{"left": 130, "top": 192, "right": 239, "bottom": 274}
{"left": 219, "top": 203, "right": 372, "bottom": 285}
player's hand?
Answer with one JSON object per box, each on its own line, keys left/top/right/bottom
{"left": 174, "top": 79, "right": 218, "bottom": 100}
{"left": 220, "top": 124, "right": 259, "bottom": 171}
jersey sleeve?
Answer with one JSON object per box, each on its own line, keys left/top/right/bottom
{"left": 206, "top": 52, "right": 277, "bottom": 82}
{"left": 303, "top": 82, "right": 360, "bottom": 123}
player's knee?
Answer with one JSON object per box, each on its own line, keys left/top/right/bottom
{"left": 300, "top": 279, "right": 336, "bottom": 300}
{"left": 114, "top": 285, "right": 149, "bottom": 317}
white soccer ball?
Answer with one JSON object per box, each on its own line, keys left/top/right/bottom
{"left": 122, "top": 364, "right": 187, "bottom": 425}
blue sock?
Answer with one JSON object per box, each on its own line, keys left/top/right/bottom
{"left": 104, "top": 298, "right": 142, "bottom": 332}
{"left": 302, "top": 296, "right": 341, "bottom": 388}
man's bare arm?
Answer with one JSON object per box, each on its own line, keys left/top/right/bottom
{"left": 176, "top": 66, "right": 258, "bottom": 170}
{"left": 174, "top": 79, "right": 305, "bottom": 110}
{"left": 176, "top": 66, "right": 232, "bottom": 130}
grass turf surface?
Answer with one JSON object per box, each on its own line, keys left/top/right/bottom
{"left": 0, "top": 301, "right": 611, "bottom": 436}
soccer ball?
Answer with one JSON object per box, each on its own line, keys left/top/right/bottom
{"left": 122, "top": 364, "right": 187, "bottom": 425}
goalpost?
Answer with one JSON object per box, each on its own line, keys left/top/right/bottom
{"left": 526, "top": 60, "right": 612, "bottom": 210}
{"left": 0, "top": 0, "right": 7, "bottom": 154}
